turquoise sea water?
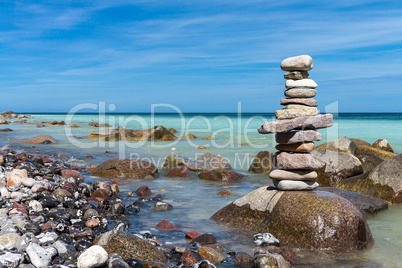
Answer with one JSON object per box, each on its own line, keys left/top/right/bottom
{"left": 1, "top": 112, "right": 401, "bottom": 267}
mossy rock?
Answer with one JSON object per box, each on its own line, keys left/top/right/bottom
{"left": 354, "top": 145, "right": 397, "bottom": 160}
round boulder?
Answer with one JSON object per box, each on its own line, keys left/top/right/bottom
{"left": 248, "top": 151, "right": 273, "bottom": 174}
{"left": 91, "top": 159, "right": 158, "bottom": 179}
{"left": 211, "top": 186, "right": 373, "bottom": 254}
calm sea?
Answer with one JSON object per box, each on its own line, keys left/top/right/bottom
{"left": 1, "top": 112, "right": 401, "bottom": 267}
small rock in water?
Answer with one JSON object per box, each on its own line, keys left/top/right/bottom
{"left": 135, "top": 185, "right": 153, "bottom": 196}
{"left": 192, "top": 233, "right": 216, "bottom": 245}
{"left": 197, "top": 247, "right": 226, "bottom": 265}
{"left": 151, "top": 201, "right": 173, "bottom": 211}
{"left": 156, "top": 220, "right": 176, "bottom": 231}
{"left": 273, "top": 179, "right": 319, "bottom": 190}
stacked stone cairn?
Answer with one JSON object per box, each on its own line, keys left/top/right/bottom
{"left": 258, "top": 55, "right": 333, "bottom": 190}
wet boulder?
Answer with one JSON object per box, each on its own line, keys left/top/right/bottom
{"left": 371, "top": 139, "right": 394, "bottom": 153}
{"left": 91, "top": 159, "right": 158, "bottom": 179}
{"left": 94, "top": 230, "right": 168, "bottom": 263}
{"left": 19, "top": 135, "right": 57, "bottom": 144}
{"left": 211, "top": 186, "right": 373, "bottom": 254}
{"left": 165, "top": 166, "right": 190, "bottom": 178}
{"left": 354, "top": 145, "right": 397, "bottom": 160}
{"left": 163, "top": 153, "right": 232, "bottom": 172}
{"left": 1, "top": 111, "right": 17, "bottom": 119}
{"left": 248, "top": 151, "right": 274, "bottom": 174}
{"left": 198, "top": 170, "right": 244, "bottom": 183}
{"left": 336, "top": 154, "right": 402, "bottom": 203}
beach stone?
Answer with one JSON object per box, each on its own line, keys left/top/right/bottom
{"left": 198, "top": 170, "right": 244, "bottom": 183}
{"left": 53, "top": 240, "right": 76, "bottom": 260}
{"left": 156, "top": 220, "right": 175, "bottom": 231}
{"left": 311, "top": 149, "right": 363, "bottom": 186}
{"left": 336, "top": 154, "right": 402, "bottom": 203}
{"left": 319, "top": 187, "right": 388, "bottom": 216}
{"left": 53, "top": 188, "right": 73, "bottom": 198}
{"left": 0, "top": 251, "right": 24, "bottom": 268}
{"left": 315, "top": 136, "right": 357, "bottom": 154}
{"left": 273, "top": 180, "right": 319, "bottom": 190}
{"left": 142, "top": 261, "right": 169, "bottom": 268}
{"left": 165, "top": 166, "right": 189, "bottom": 178}
{"left": 163, "top": 153, "right": 232, "bottom": 172}
{"left": 211, "top": 186, "right": 373, "bottom": 254}
{"left": 283, "top": 71, "right": 309, "bottom": 80}
{"left": 0, "top": 128, "right": 12, "bottom": 131}
{"left": 258, "top": 114, "right": 333, "bottom": 134}
{"left": 281, "top": 55, "right": 313, "bottom": 71}
{"left": 269, "top": 169, "right": 317, "bottom": 181}
{"left": 354, "top": 152, "right": 383, "bottom": 173}
{"left": 217, "top": 189, "right": 232, "bottom": 196}
{"left": 21, "top": 177, "right": 35, "bottom": 187}
{"left": 275, "top": 105, "right": 318, "bottom": 120}
{"left": 0, "top": 116, "right": 9, "bottom": 124}
{"left": 26, "top": 243, "right": 55, "bottom": 268}
{"left": 179, "top": 250, "right": 202, "bottom": 266}
{"left": 197, "top": 247, "right": 226, "bottom": 265}
{"left": 234, "top": 252, "right": 254, "bottom": 266}
{"left": 280, "top": 98, "right": 317, "bottom": 107}
{"left": 254, "top": 252, "right": 291, "bottom": 268}
{"left": 94, "top": 230, "right": 167, "bottom": 263}
{"left": 62, "top": 169, "right": 85, "bottom": 180}
{"left": 77, "top": 245, "right": 108, "bottom": 268}
{"left": 276, "top": 130, "right": 321, "bottom": 144}
{"left": 17, "top": 220, "right": 41, "bottom": 235}
{"left": 0, "top": 233, "right": 21, "bottom": 249}
{"left": 285, "top": 79, "right": 317, "bottom": 89}
{"left": 191, "top": 233, "right": 216, "bottom": 245}
{"left": 151, "top": 201, "right": 173, "bottom": 211}
{"left": 91, "top": 159, "right": 158, "bottom": 179}
{"left": 275, "top": 142, "right": 315, "bottom": 153}
{"left": 6, "top": 168, "right": 27, "bottom": 187}
{"left": 354, "top": 145, "right": 397, "bottom": 159}
{"left": 20, "top": 135, "right": 56, "bottom": 144}
{"left": 248, "top": 151, "right": 274, "bottom": 174}
{"left": 16, "top": 233, "right": 40, "bottom": 252}
{"left": 284, "top": 88, "right": 316, "bottom": 98}
{"left": 108, "top": 253, "right": 130, "bottom": 268}
{"left": 135, "top": 185, "right": 152, "bottom": 196}
{"left": 184, "top": 134, "right": 196, "bottom": 139}
{"left": 92, "top": 181, "right": 113, "bottom": 197}
{"left": 186, "top": 231, "right": 202, "bottom": 240}
{"left": 275, "top": 152, "right": 323, "bottom": 170}
{"left": 371, "top": 139, "right": 394, "bottom": 153}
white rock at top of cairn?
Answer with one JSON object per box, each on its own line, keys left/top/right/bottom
{"left": 281, "top": 55, "right": 313, "bottom": 71}
{"left": 285, "top": 79, "right": 317, "bottom": 89}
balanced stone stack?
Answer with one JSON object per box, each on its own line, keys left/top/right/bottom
{"left": 258, "top": 55, "right": 333, "bottom": 190}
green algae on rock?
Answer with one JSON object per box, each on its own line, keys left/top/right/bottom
{"left": 211, "top": 186, "right": 373, "bottom": 254}
{"left": 94, "top": 230, "right": 168, "bottom": 263}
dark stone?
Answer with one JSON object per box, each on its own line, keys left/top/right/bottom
{"left": 179, "top": 250, "right": 202, "bottom": 266}
{"left": 17, "top": 220, "right": 41, "bottom": 235}
{"left": 165, "top": 166, "right": 190, "bottom": 178}
{"left": 234, "top": 252, "right": 254, "bottom": 266}
{"left": 91, "top": 159, "right": 158, "bottom": 179}
{"left": 191, "top": 233, "right": 216, "bottom": 245}
{"left": 125, "top": 258, "right": 144, "bottom": 268}
{"left": 198, "top": 170, "right": 244, "bottom": 183}
{"left": 248, "top": 151, "right": 274, "bottom": 174}
{"left": 135, "top": 185, "right": 153, "bottom": 196}
{"left": 110, "top": 200, "right": 126, "bottom": 215}
{"left": 39, "top": 197, "right": 58, "bottom": 208}
{"left": 151, "top": 201, "right": 173, "bottom": 211}
{"left": 319, "top": 187, "right": 388, "bottom": 216}
{"left": 75, "top": 240, "right": 92, "bottom": 251}
{"left": 354, "top": 152, "right": 383, "bottom": 173}
{"left": 94, "top": 230, "right": 168, "bottom": 263}
{"left": 211, "top": 187, "right": 373, "bottom": 254}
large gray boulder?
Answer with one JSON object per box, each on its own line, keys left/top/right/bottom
{"left": 311, "top": 149, "right": 363, "bottom": 186}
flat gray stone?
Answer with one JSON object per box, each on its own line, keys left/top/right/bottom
{"left": 258, "top": 114, "right": 333, "bottom": 134}
{"left": 283, "top": 71, "right": 309, "bottom": 80}
{"left": 275, "top": 130, "right": 321, "bottom": 144}
{"left": 269, "top": 169, "right": 318, "bottom": 180}
{"left": 275, "top": 152, "right": 323, "bottom": 170}
{"left": 275, "top": 105, "right": 318, "bottom": 120}
{"left": 273, "top": 180, "right": 319, "bottom": 190}
{"left": 281, "top": 55, "right": 313, "bottom": 71}
{"left": 284, "top": 88, "right": 316, "bottom": 98}
{"left": 280, "top": 98, "right": 318, "bottom": 107}
{"left": 285, "top": 79, "right": 317, "bottom": 89}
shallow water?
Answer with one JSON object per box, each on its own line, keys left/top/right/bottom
{"left": 1, "top": 112, "right": 401, "bottom": 267}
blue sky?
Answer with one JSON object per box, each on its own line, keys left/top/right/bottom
{"left": 1, "top": 0, "right": 402, "bottom": 113}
